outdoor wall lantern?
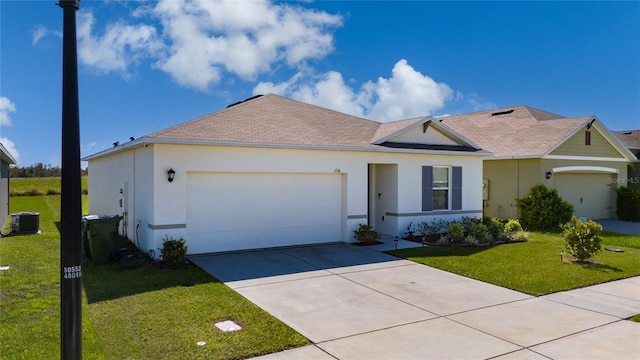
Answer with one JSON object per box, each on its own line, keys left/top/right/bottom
{"left": 546, "top": 171, "right": 552, "bottom": 180}
{"left": 167, "top": 168, "right": 176, "bottom": 183}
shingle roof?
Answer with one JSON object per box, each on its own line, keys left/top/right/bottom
{"left": 438, "top": 106, "right": 591, "bottom": 157}
{"left": 84, "top": 94, "right": 487, "bottom": 161}
{"left": 614, "top": 130, "right": 640, "bottom": 149}
{"left": 148, "top": 94, "right": 382, "bottom": 148}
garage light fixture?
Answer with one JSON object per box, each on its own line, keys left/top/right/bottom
{"left": 167, "top": 168, "right": 176, "bottom": 182}
{"left": 546, "top": 171, "right": 552, "bottom": 180}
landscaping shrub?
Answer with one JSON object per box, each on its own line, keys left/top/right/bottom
{"left": 447, "top": 222, "right": 465, "bottom": 243}
{"left": 471, "top": 223, "right": 492, "bottom": 244}
{"left": 353, "top": 224, "right": 381, "bottom": 243}
{"left": 516, "top": 184, "right": 574, "bottom": 230}
{"left": 504, "top": 219, "right": 527, "bottom": 241}
{"left": 417, "top": 219, "right": 448, "bottom": 236}
{"left": 616, "top": 187, "right": 640, "bottom": 222}
{"left": 464, "top": 234, "right": 479, "bottom": 246}
{"left": 483, "top": 217, "right": 505, "bottom": 238}
{"left": 561, "top": 216, "right": 603, "bottom": 261}
{"left": 436, "top": 234, "right": 450, "bottom": 245}
{"left": 459, "top": 216, "right": 480, "bottom": 234}
{"left": 159, "top": 235, "right": 188, "bottom": 268}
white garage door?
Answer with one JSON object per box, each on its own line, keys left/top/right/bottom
{"left": 553, "top": 173, "right": 615, "bottom": 220}
{"left": 187, "top": 172, "right": 343, "bottom": 254}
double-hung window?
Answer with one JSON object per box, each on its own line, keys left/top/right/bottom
{"left": 422, "top": 166, "right": 462, "bottom": 211}
{"left": 432, "top": 166, "right": 449, "bottom": 210}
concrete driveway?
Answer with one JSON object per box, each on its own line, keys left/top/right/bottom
{"left": 190, "top": 242, "right": 640, "bottom": 360}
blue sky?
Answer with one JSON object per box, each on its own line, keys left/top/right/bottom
{"left": 1, "top": 0, "right": 638, "bottom": 167}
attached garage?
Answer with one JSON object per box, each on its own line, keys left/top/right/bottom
{"left": 552, "top": 167, "right": 617, "bottom": 220}
{"left": 186, "top": 172, "right": 344, "bottom": 253}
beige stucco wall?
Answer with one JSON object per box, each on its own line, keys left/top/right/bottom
{"left": 483, "top": 157, "right": 629, "bottom": 220}
{"left": 482, "top": 159, "right": 542, "bottom": 219}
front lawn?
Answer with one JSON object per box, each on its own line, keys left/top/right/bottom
{"left": 387, "top": 230, "right": 640, "bottom": 296}
{"left": 0, "top": 195, "right": 308, "bottom": 359}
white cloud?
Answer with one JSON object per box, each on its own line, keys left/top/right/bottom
{"left": 152, "top": 0, "right": 343, "bottom": 90}
{"left": 0, "top": 97, "right": 16, "bottom": 127}
{"left": 77, "top": 10, "right": 163, "bottom": 75}
{"left": 361, "top": 60, "right": 454, "bottom": 121}
{"left": 0, "top": 137, "right": 20, "bottom": 164}
{"left": 253, "top": 59, "right": 454, "bottom": 122}
{"left": 32, "top": 24, "right": 48, "bottom": 45}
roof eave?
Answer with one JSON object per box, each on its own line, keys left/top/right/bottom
{"left": 83, "top": 136, "right": 489, "bottom": 160}
{"left": 81, "top": 138, "right": 147, "bottom": 161}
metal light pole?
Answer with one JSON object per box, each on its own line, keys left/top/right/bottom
{"left": 59, "top": 0, "right": 82, "bottom": 359}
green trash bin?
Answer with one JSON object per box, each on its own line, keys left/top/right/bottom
{"left": 86, "top": 215, "right": 122, "bottom": 265}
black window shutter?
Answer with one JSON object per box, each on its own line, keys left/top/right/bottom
{"left": 422, "top": 166, "right": 433, "bottom": 211}
{"left": 452, "top": 166, "right": 462, "bottom": 210}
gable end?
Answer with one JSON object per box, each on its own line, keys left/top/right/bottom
{"left": 550, "top": 126, "right": 625, "bottom": 159}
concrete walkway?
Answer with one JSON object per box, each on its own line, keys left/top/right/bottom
{"left": 190, "top": 240, "right": 640, "bottom": 360}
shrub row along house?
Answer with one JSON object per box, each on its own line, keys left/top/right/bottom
{"left": 84, "top": 94, "right": 637, "bottom": 255}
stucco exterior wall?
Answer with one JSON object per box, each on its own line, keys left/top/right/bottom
{"left": 483, "top": 157, "right": 628, "bottom": 220}
{"left": 87, "top": 145, "right": 154, "bottom": 249}
{"left": 87, "top": 143, "right": 483, "bottom": 254}
{"left": 1, "top": 161, "right": 9, "bottom": 227}
{"left": 483, "top": 159, "right": 541, "bottom": 219}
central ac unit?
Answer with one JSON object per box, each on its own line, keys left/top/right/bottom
{"left": 11, "top": 212, "right": 40, "bottom": 234}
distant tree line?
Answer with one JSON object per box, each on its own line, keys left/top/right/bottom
{"left": 9, "top": 163, "right": 88, "bottom": 178}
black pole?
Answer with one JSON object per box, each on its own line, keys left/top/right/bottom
{"left": 59, "top": 1, "right": 82, "bottom": 359}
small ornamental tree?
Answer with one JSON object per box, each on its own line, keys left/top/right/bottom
{"left": 561, "top": 216, "right": 603, "bottom": 261}
{"left": 516, "top": 184, "right": 574, "bottom": 230}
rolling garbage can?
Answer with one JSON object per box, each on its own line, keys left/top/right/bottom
{"left": 82, "top": 215, "right": 99, "bottom": 260}
{"left": 85, "top": 215, "right": 122, "bottom": 265}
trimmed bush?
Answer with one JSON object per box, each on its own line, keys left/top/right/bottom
{"left": 353, "top": 224, "right": 381, "bottom": 243}
{"left": 516, "top": 184, "right": 574, "bottom": 230}
{"left": 159, "top": 235, "right": 188, "bottom": 268}
{"left": 483, "top": 217, "right": 505, "bottom": 238}
{"left": 616, "top": 187, "right": 640, "bottom": 222}
{"left": 471, "top": 223, "right": 492, "bottom": 244}
{"left": 447, "top": 222, "right": 465, "bottom": 243}
{"left": 504, "top": 219, "right": 527, "bottom": 241}
{"left": 561, "top": 216, "right": 603, "bottom": 261}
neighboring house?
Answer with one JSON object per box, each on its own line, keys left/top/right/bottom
{"left": 84, "top": 94, "right": 486, "bottom": 255}
{"left": 440, "top": 106, "right": 637, "bottom": 220}
{"left": 0, "top": 142, "right": 17, "bottom": 228}
{"left": 613, "top": 130, "right": 640, "bottom": 190}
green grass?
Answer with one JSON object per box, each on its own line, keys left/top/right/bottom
{"left": 1, "top": 195, "right": 308, "bottom": 359}
{"left": 387, "top": 230, "right": 640, "bottom": 296}
{"left": 9, "top": 176, "right": 88, "bottom": 196}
